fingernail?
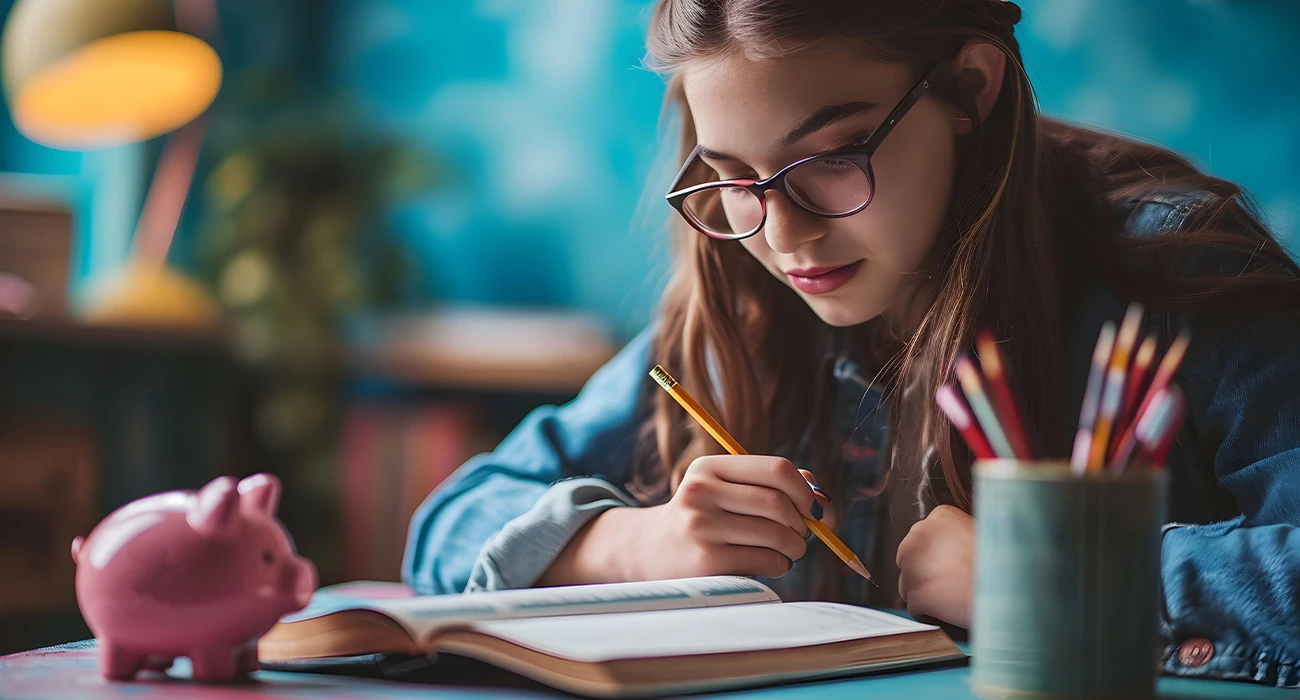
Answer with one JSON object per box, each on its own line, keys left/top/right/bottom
{"left": 811, "top": 502, "right": 824, "bottom": 520}
{"left": 810, "top": 484, "right": 831, "bottom": 504}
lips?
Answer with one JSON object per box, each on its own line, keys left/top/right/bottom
{"left": 785, "top": 260, "right": 864, "bottom": 295}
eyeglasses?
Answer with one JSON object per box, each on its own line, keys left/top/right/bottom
{"left": 665, "top": 64, "right": 944, "bottom": 241}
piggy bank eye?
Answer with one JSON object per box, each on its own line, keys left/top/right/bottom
{"left": 262, "top": 551, "right": 274, "bottom": 565}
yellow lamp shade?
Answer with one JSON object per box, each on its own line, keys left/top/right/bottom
{"left": 2, "top": 0, "right": 221, "bottom": 149}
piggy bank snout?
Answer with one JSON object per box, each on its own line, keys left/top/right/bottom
{"left": 284, "top": 556, "right": 317, "bottom": 611}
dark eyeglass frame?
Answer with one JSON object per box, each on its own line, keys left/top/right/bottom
{"left": 666, "top": 62, "right": 946, "bottom": 241}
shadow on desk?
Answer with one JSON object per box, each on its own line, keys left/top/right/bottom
{"left": 265, "top": 652, "right": 557, "bottom": 694}
{"left": 1, "top": 639, "right": 1291, "bottom": 700}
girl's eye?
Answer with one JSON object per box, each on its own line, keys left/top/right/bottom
{"left": 262, "top": 551, "right": 274, "bottom": 565}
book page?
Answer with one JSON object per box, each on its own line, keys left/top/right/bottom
{"left": 279, "top": 576, "right": 780, "bottom": 643}
{"left": 463, "top": 602, "right": 937, "bottom": 662}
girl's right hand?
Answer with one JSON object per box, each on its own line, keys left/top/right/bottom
{"left": 602, "top": 455, "right": 827, "bottom": 581}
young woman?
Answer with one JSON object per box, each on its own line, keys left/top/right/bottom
{"left": 404, "top": 0, "right": 1300, "bottom": 686}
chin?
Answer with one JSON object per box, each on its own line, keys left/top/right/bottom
{"left": 803, "top": 297, "right": 886, "bottom": 328}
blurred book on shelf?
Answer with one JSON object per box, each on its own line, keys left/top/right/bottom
{"left": 338, "top": 306, "right": 620, "bottom": 582}
{"left": 339, "top": 401, "right": 491, "bottom": 582}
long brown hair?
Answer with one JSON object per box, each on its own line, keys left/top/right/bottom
{"left": 634, "top": 0, "right": 1300, "bottom": 515}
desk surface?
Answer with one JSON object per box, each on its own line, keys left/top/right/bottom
{"left": 0, "top": 640, "right": 1289, "bottom": 700}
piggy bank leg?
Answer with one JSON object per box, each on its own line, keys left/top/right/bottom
{"left": 190, "top": 646, "right": 239, "bottom": 682}
{"left": 99, "top": 642, "right": 145, "bottom": 680}
{"left": 235, "top": 642, "right": 260, "bottom": 675}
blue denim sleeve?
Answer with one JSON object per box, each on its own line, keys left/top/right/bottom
{"left": 1161, "top": 316, "right": 1300, "bottom": 687}
{"left": 401, "top": 328, "right": 655, "bottom": 595}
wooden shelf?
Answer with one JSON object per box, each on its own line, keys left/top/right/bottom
{"left": 1, "top": 306, "right": 620, "bottom": 394}
{"left": 346, "top": 307, "right": 619, "bottom": 394}
{"left": 0, "top": 316, "right": 231, "bottom": 350}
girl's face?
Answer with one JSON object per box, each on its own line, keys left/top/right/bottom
{"left": 682, "top": 50, "right": 960, "bottom": 328}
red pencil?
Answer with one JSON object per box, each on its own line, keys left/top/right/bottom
{"left": 936, "top": 384, "right": 997, "bottom": 460}
{"left": 1110, "top": 333, "right": 1157, "bottom": 463}
{"left": 1136, "top": 385, "right": 1187, "bottom": 468}
{"left": 1110, "top": 329, "right": 1191, "bottom": 468}
{"left": 975, "top": 330, "right": 1031, "bottom": 459}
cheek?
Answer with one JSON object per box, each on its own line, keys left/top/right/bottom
{"left": 740, "top": 237, "right": 780, "bottom": 274}
{"left": 850, "top": 111, "right": 956, "bottom": 268}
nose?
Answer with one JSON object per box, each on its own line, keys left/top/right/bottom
{"left": 762, "top": 191, "right": 826, "bottom": 255}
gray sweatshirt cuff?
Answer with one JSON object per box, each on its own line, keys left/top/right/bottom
{"left": 464, "top": 477, "right": 638, "bottom": 592}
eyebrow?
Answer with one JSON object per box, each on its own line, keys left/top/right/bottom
{"left": 697, "top": 101, "right": 879, "bottom": 162}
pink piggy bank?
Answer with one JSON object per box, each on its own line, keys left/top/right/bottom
{"left": 71, "top": 473, "right": 317, "bottom": 681}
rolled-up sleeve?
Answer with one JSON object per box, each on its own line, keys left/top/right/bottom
{"left": 1160, "top": 316, "right": 1300, "bottom": 687}
{"left": 401, "top": 328, "right": 655, "bottom": 595}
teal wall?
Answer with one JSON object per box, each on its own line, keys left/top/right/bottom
{"left": 1018, "top": 0, "right": 1300, "bottom": 247}
{"left": 320, "top": 0, "right": 671, "bottom": 337}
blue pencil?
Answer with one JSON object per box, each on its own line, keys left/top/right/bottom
{"left": 954, "top": 356, "right": 1017, "bottom": 459}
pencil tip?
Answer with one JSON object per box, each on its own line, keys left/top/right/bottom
{"left": 849, "top": 560, "right": 876, "bottom": 585}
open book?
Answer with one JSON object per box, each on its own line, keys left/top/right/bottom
{"left": 259, "top": 576, "right": 963, "bottom": 698}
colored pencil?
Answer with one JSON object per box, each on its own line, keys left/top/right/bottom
{"left": 1087, "top": 304, "right": 1145, "bottom": 472}
{"left": 649, "top": 365, "right": 874, "bottom": 584}
{"left": 1109, "top": 329, "right": 1191, "bottom": 469}
{"left": 975, "top": 330, "right": 1031, "bottom": 458}
{"left": 954, "top": 356, "right": 1017, "bottom": 459}
{"left": 1136, "top": 385, "right": 1187, "bottom": 468}
{"left": 936, "top": 384, "right": 997, "bottom": 460}
{"left": 1071, "top": 321, "right": 1116, "bottom": 474}
{"left": 1111, "top": 390, "right": 1158, "bottom": 472}
{"left": 1110, "top": 333, "right": 1157, "bottom": 463}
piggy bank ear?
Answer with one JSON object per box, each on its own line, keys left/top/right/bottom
{"left": 188, "top": 477, "right": 239, "bottom": 537}
{"left": 237, "top": 473, "right": 281, "bottom": 516}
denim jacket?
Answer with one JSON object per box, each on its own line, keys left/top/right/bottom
{"left": 404, "top": 188, "right": 1300, "bottom": 687}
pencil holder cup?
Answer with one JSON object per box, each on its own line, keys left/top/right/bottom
{"left": 971, "top": 460, "right": 1166, "bottom": 700}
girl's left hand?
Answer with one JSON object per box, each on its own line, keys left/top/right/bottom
{"left": 896, "top": 505, "right": 974, "bottom": 629}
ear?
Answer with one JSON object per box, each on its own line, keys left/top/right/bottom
{"left": 188, "top": 476, "right": 240, "bottom": 537}
{"left": 237, "top": 473, "right": 281, "bottom": 516}
{"left": 949, "top": 39, "right": 1008, "bottom": 134}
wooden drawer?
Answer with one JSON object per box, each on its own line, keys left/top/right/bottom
{"left": 0, "top": 423, "right": 97, "bottom": 614}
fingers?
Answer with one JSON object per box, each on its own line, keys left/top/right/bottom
{"left": 711, "top": 544, "right": 794, "bottom": 579}
{"left": 896, "top": 516, "right": 930, "bottom": 570}
{"left": 693, "top": 456, "right": 818, "bottom": 520}
{"left": 903, "top": 583, "right": 940, "bottom": 622}
{"left": 701, "top": 481, "right": 808, "bottom": 535}
{"left": 712, "top": 511, "right": 808, "bottom": 562}
{"left": 674, "top": 480, "right": 808, "bottom": 558}
{"left": 896, "top": 521, "right": 923, "bottom": 603}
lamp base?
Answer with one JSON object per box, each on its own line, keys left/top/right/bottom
{"left": 80, "top": 261, "right": 222, "bottom": 330}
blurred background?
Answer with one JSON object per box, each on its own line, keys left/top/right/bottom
{"left": 1, "top": 0, "right": 1297, "bottom": 654}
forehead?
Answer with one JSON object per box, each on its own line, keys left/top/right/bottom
{"left": 682, "top": 49, "right": 915, "bottom": 156}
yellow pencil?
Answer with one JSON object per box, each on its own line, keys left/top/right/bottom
{"left": 649, "top": 365, "right": 875, "bottom": 584}
{"left": 1087, "top": 303, "right": 1144, "bottom": 472}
